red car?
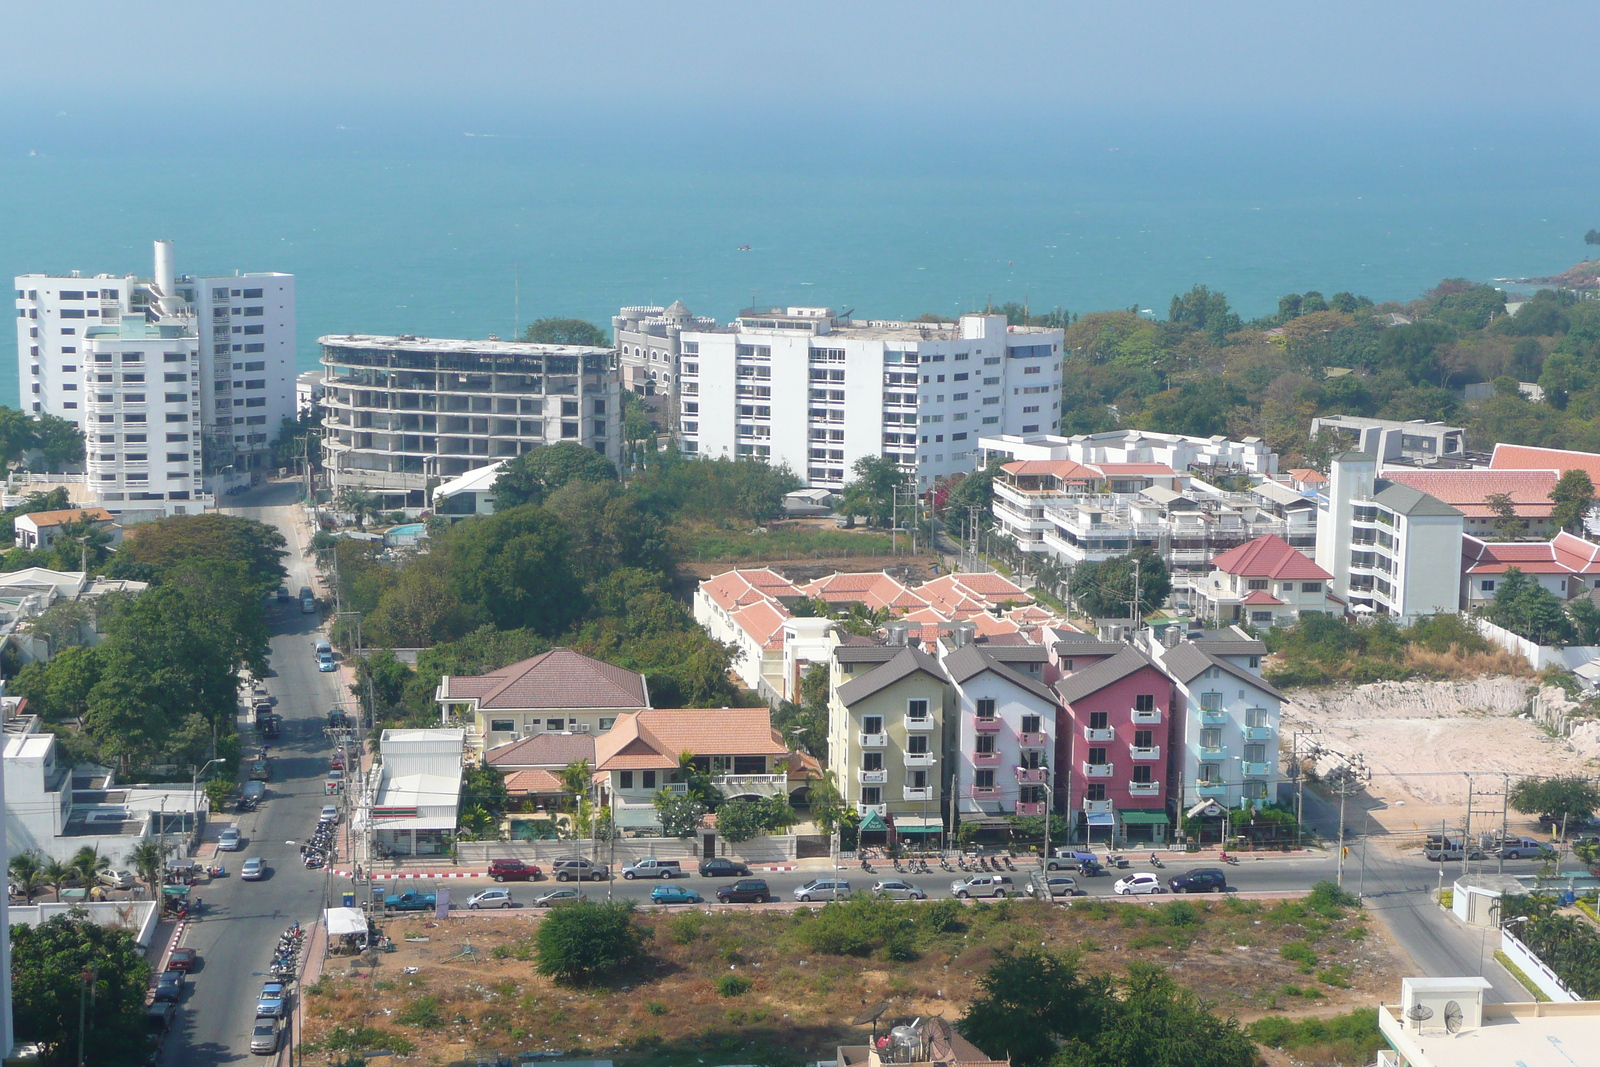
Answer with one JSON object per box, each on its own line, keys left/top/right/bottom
{"left": 166, "top": 947, "right": 199, "bottom": 972}
{"left": 487, "top": 859, "right": 541, "bottom": 882}
{"left": 330, "top": 754, "right": 345, "bottom": 771}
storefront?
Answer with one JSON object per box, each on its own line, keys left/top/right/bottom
{"left": 1118, "top": 809, "right": 1170, "bottom": 844}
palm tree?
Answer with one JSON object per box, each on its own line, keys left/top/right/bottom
{"left": 559, "top": 759, "right": 591, "bottom": 815}
{"left": 129, "top": 838, "right": 171, "bottom": 900}
{"left": 41, "top": 858, "right": 73, "bottom": 901}
{"left": 8, "top": 851, "right": 43, "bottom": 903}
{"left": 71, "top": 846, "right": 111, "bottom": 891}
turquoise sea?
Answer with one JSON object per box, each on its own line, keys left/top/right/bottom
{"left": 2, "top": 117, "right": 1595, "bottom": 410}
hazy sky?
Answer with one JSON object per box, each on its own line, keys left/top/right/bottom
{"left": 8, "top": 0, "right": 1598, "bottom": 135}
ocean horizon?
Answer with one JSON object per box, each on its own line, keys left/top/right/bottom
{"left": 2, "top": 114, "right": 1595, "bottom": 411}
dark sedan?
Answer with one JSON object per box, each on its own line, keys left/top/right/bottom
{"left": 715, "top": 878, "right": 771, "bottom": 903}
{"left": 698, "top": 858, "right": 751, "bottom": 878}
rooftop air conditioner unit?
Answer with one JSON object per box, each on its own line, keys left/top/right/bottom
{"left": 578, "top": 723, "right": 591, "bottom": 733}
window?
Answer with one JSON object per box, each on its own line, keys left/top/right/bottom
{"left": 1247, "top": 578, "right": 1269, "bottom": 590}
{"left": 1088, "top": 711, "right": 1108, "bottom": 730}
{"left": 642, "top": 770, "right": 657, "bottom": 789}
{"left": 862, "top": 715, "right": 883, "bottom": 735}
{"left": 1131, "top": 766, "right": 1153, "bottom": 784}
{"left": 1087, "top": 747, "right": 1107, "bottom": 765}
{"left": 907, "top": 735, "right": 929, "bottom": 755}
{"left": 1200, "top": 728, "right": 1221, "bottom": 748}
{"left": 163, "top": 352, "right": 185, "bottom": 362}
{"left": 975, "top": 734, "right": 995, "bottom": 754}
{"left": 974, "top": 770, "right": 995, "bottom": 789}
{"left": 863, "top": 751, "right": 884, "bottom": 771}
{"left": 1248, "top": 655, "right": 1261, "bottom": 669}
{"left": 243, "top": 324, "right": 264, "bottom": 335}
{"left": 1200, "top": 692, "right": 1222, "bottom": 711}
{"left": 1134, "top": 694, "right": 1154, "bottom": 712}
{"left": 907, "top": 698, "right": 928, "bottom": 720}
{"left": 1087, "top": 783, "right": 1106, "bottom": 801}
{"left": 1199, "top": 763, "right": 1221, "bottom": 783}
{"left": 1244, "top": 744, "right": 1266, "bottom": 763}
{"left": 976, "top": 698, "right": 996, "bottom": 720}
{"left": 166, "top": 453, "right": 187, "bottom": 462}
{"left": 910, "top": 769, "right": 928, "bottom": 789}
{"left": 861, "top": 786, "right": 882, "bottom": 805}
{"left": 1246, "top": 708, "right": 1270, "bottom": 729}
{"left": 619, "top": 770, "right": 634, "bottom": 789}
{"left": 165, "top": 433, "right": 189, "bottom": 443}
{"left": 1301, "top": 582, "right": 1322, "bottom": 593}
{"left": 1480, "top": 579, "right": 1495, "bottom": 592}
{"left": 1020, "top": 715, "right": 1040, "bottom": 733}
{"left": 489, "top": 719, "right": 515, "bottom": 733}
{"left": 1244, "top": 780, "right": 1269, "bottom": 800}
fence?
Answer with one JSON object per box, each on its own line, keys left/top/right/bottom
{"left": 1500, "top": 927, "right": 1581, "bottom": 1002}
{"left": 458, "top": 834, "right": 798, "bottom": 867}
{"left": 1471, "top": 616, "right": 1600, "bottom": 674}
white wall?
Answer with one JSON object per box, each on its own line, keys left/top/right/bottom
{"left": 950, "top": 669, "right": 1055, "bottom": 815}
{"left": 1395, "top": 512, "right": 1465, "bottom": 619}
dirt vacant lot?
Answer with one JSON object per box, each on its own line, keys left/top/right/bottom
{"left": 303, "top": 892, "right": 1406, "bottom": 1067}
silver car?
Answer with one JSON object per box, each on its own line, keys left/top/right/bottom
{"left": 531, "top": 888, "right": 580, "bottom": 907}
{"left": 949, "top": 875, "right": 1015, "bottom": 899}
{"left": 793, "top": 878, "right": 852, "bottom": 902}
{"left": 468, "top": 888, "right": 515, "bottom": 910}
{"left": 1026, "top": 875, "right": 1082, "bottom": 898}
{"left": 871, "top": 879, "right": 927, "bottom": 900}
{"left": 250, "top": 1018, "right": 281, "bottom": 1055}
{"left": 217, "top": 828, "right": 242, "bottom": 851}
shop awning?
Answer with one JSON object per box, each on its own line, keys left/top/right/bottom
{"left": 859, "top": 811, "right": 888, "bottom": 832}
{"left": 1085, "top": 812, "right": 1115, "bottom": 826}
{"left": 1119, "top": 810, "right": 1170, "bottom": 826}
{"left": 893, "top": 817, "right": 943, "bottom": 833}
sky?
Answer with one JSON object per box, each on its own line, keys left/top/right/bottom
{"left": 6, "top": 1, "right": 1599, "bottom": 152}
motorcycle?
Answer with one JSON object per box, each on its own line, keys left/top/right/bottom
{"left": 1219, "top": 852, "right": 1239, "bottom": 866}
{"left": 1148, "top": 853, "right": 1164, "bottom": 868}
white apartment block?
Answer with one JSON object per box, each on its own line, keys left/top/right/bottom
{"left": 676, "top": 308, "right": 1063, "bottom": 490}
{"left": 978, "top": 429, "right": 1278, "bottom": 477}
{"left": 320, "top": 335, "right": 622, "bottom": 511}
{"left": 1316, "top": 451, "right": 1465, "bottom": 620}
{"left": 16, "top": 241, "right": 296, "bottom": 490}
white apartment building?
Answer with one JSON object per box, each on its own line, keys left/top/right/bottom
{"left": 1316, "top": 452, "right": 1464, "bottom": 620}
{"left": 677, "top": 308, "right": 1062, "bottom": 490}
{"left": 320, "top": 335, "right": 622, "bottom": 511}
{"left": 979, "top": 429, "right": 1278, "bottom": 477}
{"left": 16, "top": 240, "right": 296, "bottom": 487}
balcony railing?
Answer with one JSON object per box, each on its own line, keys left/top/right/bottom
{"left": 1128, "top": 781, "right": 1160, "bottom": 796}
{"left": 1017, "top": 731, "right": 1048, "bottom": 748}
{"left": 860, "top": 732, "right": 888, "bottom": 748}
{"left": 903, "top": 786, "right": 934, "bottom": 802}
{"left": 974, "top": 752, "right": 1002, "bottom": 766}
{"left": 972, "top": 786, "right": 1000, "bottom": 798}
{"left": 905, "top": 715, "right": 936, "bottom": 732}
{"left": 1196, "top": 782, "right": 1227, "bottom": 797}
{"left": 1084, "top": 727, "right": 1114, "bottom": 742}
{"left": 857, "top": 803, "right": 886, "bottom": 816}
{"left": 1082, "top": 799, "right": 1113, "bottom": 814}
{"left": 1015, "top": 767, "right": 1047, "bottom": 784}
{"left": 1131, "top": 709, "right": 1162, "bottom": 725}
{"left": 1082, "top": 762, "right": 1113, "bottom": 778}
{"left": 858, "top": 769, "right": 887, "bottom": 784}
{"left": 1200, "top": 709, "right": 1227, "bottom": 725}
{"left": 973, "top": 717, "right": 1002, "bottom": 733}
{"left": 1016, "top": 802, "right": 1046, "bottom": 817}
{"left": 715, "top": 773, "right": 789, "bottom": 798}
{"left": 1199, "top": 745, "right": 1227, "bottom": 759}
{"left": 1130, "top": 746, "right": 1161, "bottom": 761}
{"left": 1242, "top": 761, "right": 1272, "bottom": 777}
{"left": 903, "top": 752, "right": 935, "bottom": 767}
{"left": 1244, "top": 726, "right": 1273, "bottom": 742}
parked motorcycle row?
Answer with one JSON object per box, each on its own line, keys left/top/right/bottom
{"left": 269, "top": 923, "right": 304, "bottom": 980}
{"left": 302, "top": 812, "right": 338, "bottom": 870}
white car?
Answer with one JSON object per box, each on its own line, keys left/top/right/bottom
{"left": 240, "top": 857, "right": 266, "bottom": 881}
{"left": 218, "top": 828, "right": 242, "bottom": 851}
{"left": 1113, "top": 872, "right": 1165, "bottom": 896}
{"left": 468, "top": 888, "right": 515, "bottom": 910}
{"left": 96, "top": 869, "right": 139, "bottom": 890}
{"left": 319, "top": 805, "right": 340, "bottom": 823}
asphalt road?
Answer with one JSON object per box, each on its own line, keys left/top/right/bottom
{"left": 161, "top": 484, "right": 345, "bottom": 1066}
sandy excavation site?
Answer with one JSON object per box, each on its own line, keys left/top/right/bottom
{"left": 1280, "top": 678, "right": 1600, "bottom": 834}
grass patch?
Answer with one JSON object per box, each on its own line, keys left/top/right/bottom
{"left": 1248, "top": 1008, "right": 1385, "bottom": 1066}
{"left": 1438, "top": 890, "right": 1454, "bottom": 910}
{"left": 1280, "top": 940, "right": 1318, "bottom": 971}
{"left": 676, "top": 522, "right": 894, "bottom": 562}
{"left": 717, "top": 975, "right": 752, "bottom": 998}
{"left": 1494, "top": 950, "right": 1553, "bottom": 1002}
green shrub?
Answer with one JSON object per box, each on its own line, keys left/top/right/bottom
{"left": 667, "top": 909, "right": 707, "bottom": 945}
{"left": 918, "top": 898, "right": 965, "bottom": 934}
{"left": 645, "top": 1000, "right": 668, "bottom": 1016}
{"left": 792, "top": 896, "right": 913, "bottom": 957}
{"left": 1280, "top": 940, "right": 1318, "bottom": 969}
{"left": 717, "top": 975, "right": 752, "bottom": 998}
{"left": 534, "top": 899, "right": 647, "bottom": 986}
{"left": 1317, "top": 965, "right": 1352, "bottom": 988}
{"left": 396, "top": 995, "right": 441, "bottom": 1028}
{"left": 1248, "top": 1008, "right": 1385, "bottom": 1062}
{"left": 1159, "top": 900, "right": 1202, "bottom": 927}
{"left": 1307, "top": 880, "right": 1358, "bottom": 915}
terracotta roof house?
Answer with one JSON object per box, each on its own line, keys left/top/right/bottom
{"left": 692, "top": 567, "right": 835, "bottom": 703}
{"left": 1461, "top": 531, "right": 1600, "bottom": 607}
{"left": 1191, "top": 534, "right": 1337, "bottom": 627}
{"left": 1382, "top": 467, "right": 1560, "bottom": 537}
{"left": 1490, "top": 443, "right": 1600, "bottom": 484}
{"left": 436, "top": 648, "right": 650, "bottom": 753}
{"left": 14, "top": 508, "right": 119, "bottom": 552}
{"left": 595, "top": 707, "right": 800, "bottom": 829}
{"left": 797, "top": 571, "right": 931, "bottom": 614}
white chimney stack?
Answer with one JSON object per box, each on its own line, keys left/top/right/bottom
{"left": 153, "top": 240, "right": 175, "bottom": 296}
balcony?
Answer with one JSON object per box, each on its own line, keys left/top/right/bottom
{"left": 860, "top": 732, "right": 888, "bottom": 748}
{"left": 1016, "top": 802, "right": 1046, "bottom": 817}
{"left": 903, "top": 786, "right": 934, "bottom": 802}
{"left": 1128, "top": 781, "right": 1160, "bottom": 797}
{"left": 1131, "top": 709, "right": 1162, "bottom": 725}
{"left": 858, "top": 769, "right": 887, "bottom": 784}
{"left": 1017, "top": 731, "right": 1048, "bottom": 748}
{"left": 973, "top": 717, "right": 1002, "bottom": 733}
{"left": 1084, "top": 726, "right": 1114, "bottom": 742}
{"left": 1196, "top": 781, "right": 1227, "bottom": 797}
{"left": 1200, "top": 709, "right": 1227, "bottom": 725}
{"left": 972, "top": 786, "right": 1000, "bottom": 799}
{"left": 903, "top": 751, "right": 935, "bottom": 768}
{"left": 1130, "top": 745, "right": 1161, "bottom": 761}
{"left": 857, "top": 803, "right": 886, "bottom": 817}
{"left": 905, "top": 715, "right": 936, "bottom": 732}
{"left": 973, "top": 751, "right": 1002, "bottom": 766}
{"left": 716, "top": 773, "right": 788, "bottom": 799}
{"left": 1082, "top": 799, "right": 1113, "bottom": 815}
{"left": 1244, "top": 726, "right": 1274, "bottom": 742}
{"left": 1082, "top": 762, "right": 1113, "bottom": 779}
{"left": 1199, "top": 745, "right": 1227, "bottom": 759}
{"left": 1015, "top": 767, "right": 1047, "bottom": 784}
{"left": 1242, "top": 761, "right": 1272, "bottom": 777}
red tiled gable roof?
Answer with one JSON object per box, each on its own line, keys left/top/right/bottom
{"left": 797, "top": 571, "right": 928, "bottom": 613}
{"left": 702, "top": 568, "right": 799, "bottom": 610}
{"left": 1287, "top": 468, "right": 1328, "bottom": 484}
{"left": 1210, "top": 534, "right": 1332, "bottom": 580}
{"left": 731, "top": 598, "right": 789, "bottom": 651}
{"left": 1000, "top": 459, "right": 1100, "bottom": 481}
{"left": 595, "top": 708, "right": 790, "bottom": 771}
{"left": 1462, "top": 531, "right": 1600, "bottom": 576}
{"left": 1240, "top": 590, "right": 1286, "bottom": 606}
{"left": 441, "top": 647, "right": 649, "bottom": 710}
{"left": 503, "top": 768, "right": 566, "bottom": 795}
{"left": 1490, "top": 443, "right": 1600, "bottom": 484}
{"left": 1383, "top": 468, "right": 1559, "bottom": 518}
{"left": 484, "top": 731, "right": 596, "bottom": 769}
{"left": 19, "top": 507, "right": 115, "bottom": 527}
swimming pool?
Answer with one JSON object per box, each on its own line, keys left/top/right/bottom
{"left": 384, "top": 523, "right": 428, "bottom": 546}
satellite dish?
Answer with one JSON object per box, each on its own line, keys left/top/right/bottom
{"left": 852, "top": 1000, "right": 892, "bottom": 1028}
{"left": 1407, "top": 1004, "right": 1434, "bottom": 1032}
{"left": 1444, "top": 1001, "right": 1463, "bottom": 1033}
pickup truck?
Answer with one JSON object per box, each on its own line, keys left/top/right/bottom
{"left": 384, "top": 892, "right": 438, "bottom": 912}
{"left": 621, "top": 858, "right": 683, "bottom": 879}
{"left": 1494, "top": 836, "right": 1553, "bottom": 860}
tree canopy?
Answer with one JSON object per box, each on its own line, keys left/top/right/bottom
{"left": 1508, "top": 776, "right": 1600, "bottom": 826}
{"left": 490, "top": 442, "right": 618, "bottom": 509}
{"left": 520, "top": 317, "right": 609, "bottom": 346}
{"left": 534, "top": 900, "right": 646, "bottom": 986}
{"left": 111, "top": 513, "right": 288, "bottom": 595}
{"left": 12, "top": 910, "right": 151, "bottom": 1066}
{"left": 1071, "top": 549, "right": 1171, "bottom": 620}
{"left": 1549, "top": 468, "right": 1595, "bottom": 534}
{"left": 841, "top": 455, "right": 911, "bottom": 528}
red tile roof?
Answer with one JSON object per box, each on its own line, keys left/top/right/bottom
{"left": 1462, "top": 531, "right": 1600, "bottom": 575}
{"left": 441, "top": 648, "right": 649, "bottom": 710}
{"left": 1490, "top": 444, "right": 1600, "bottom": 484}
{"left": 503, "top": 768, "right": 566, "bottom": 795}
{"left": 797, "top": 572, "right": 929, "bottom": 613}
{"left": 594, "top": 708, "right": 790, "bottom": 771}
{"left": 20, "top": 507, "right": 115, "bottom": 527}
{"left": 1209, "top": 534, "right": 1332, "bottom": 580}
{"left": 1286, "top": 468, "right": 1328, "bottom": 484}
{"left": 731, "top": 598, "right": 789, "bottom": 651}
{"left": 484, "top": 732, "right": 596, "bottom": 769}
{"left": 1000, "top": 459, "right": 1101, "bottom": 481}
{"left": 1240, "top": 590, "right": 1286, "bottom": 606}
{"left": 701, "top": 568, "right": 800, "bottom": 610}
{"left": 1383, "top": 468, "right": 1558, "bottom": 518}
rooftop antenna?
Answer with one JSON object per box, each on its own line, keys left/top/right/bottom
{"left": 1406, "top": 1004, "right": 1433, "bottom": 1033}
{"left": 1443, "top": 1001, "right": 1463, "bottom": 1034}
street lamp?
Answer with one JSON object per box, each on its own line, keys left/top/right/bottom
{"left": 191, "top": 758, "right": 225, "bottom": 824}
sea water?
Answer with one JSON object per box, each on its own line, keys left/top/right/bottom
{"left": 1, "top": 117, "right": 1594, "bottom": 410}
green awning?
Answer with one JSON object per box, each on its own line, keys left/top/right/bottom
{"left": 1119, "top": 810, "right": 1170, "bottom": 825}
{"left": 895, "top": 825, "right": 942, "bottom": 834}
{"left": 859, "top": 811, "right": 888, "bottom": 832}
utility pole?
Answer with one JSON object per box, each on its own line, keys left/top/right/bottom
{"left": 1131, "top": 558, "right": 1142, "bottom": 631}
